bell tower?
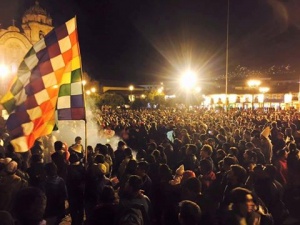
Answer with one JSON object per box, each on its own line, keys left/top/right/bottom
{"left": 21, "top": 1, "right": 53, "bottom": 44}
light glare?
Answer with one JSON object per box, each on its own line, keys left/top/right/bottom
{"left": 180, "top": 70, "right": 197, "bottom": 89}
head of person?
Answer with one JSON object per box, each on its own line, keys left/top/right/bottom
{"left": 159, "top": 164, "right": 173, "bottom": 181}
{"left": 243, "top": 150, "right": 257, "bottom": 164}
{"left": 30, "top": 154, "right": 44, "bottom": 164}
{"left": 99, "top": 185, "right": 117, "bottom": 203}
{"left": 117, "top": 140, "right": 126, "bottom": 150}
{"left": 278, "top": 148, "right": 288, "bottom": 159}
{"left": 98, "top": 144, "right": 108, "bottom": 155}
{"left": 199, "top": 159, "right": 213, "bottom": 175}
{"left": 186, "top": 144, "right": 197, "bottom": 155}
{"left": 200, "top": 144, "right": 213, "bottom": 159}
{"left": 124, "top": 147, "right": 133, "bottom": 158}
{"left": 227, "top": 164, "right": 247, "bottom": 185}
{"left": 94, "top": 154, "right": 105, "bottom": 164}
{"left": 178, "top": 200, "right": 202, "bottom": 225}
{"left": 182, "top": 170, "right": 196, "bottom": 184}
{"left": 216, "top": 149, "right": 227, "bottom": 161}
{"left": 54, "top": 141, "right": 63, "bottom": 152}
{"left": 136, "top": 161, "right": 149, "bottom": 177}
{"left": 124, "top": 175, "right": 143, "bottom": 195}
{"left": 44, "top": 162, "right": 58, "bottom": 177}
{"left": 0, "top": 211, "right": 14, "bottom": 225}
{"left": 181, "top": 177, "right": 202, "bottom": 195}
{"left": 229, "top": 187, "right": 255, "bottom": 217}
{"left": 0, "top": 158, "right": 18, "bottom": 175}
{"left": 75, "top": 136, "right": 82, "bottom": 144}
{"left": 13, "top": 187, "right": 47, "bottom": 225}
{"left": 125, "top": 159, "right": 138, "bottom": 174}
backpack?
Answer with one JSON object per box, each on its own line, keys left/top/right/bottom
{"left": 117, "top": 205, "right": 144, "bottom": 225}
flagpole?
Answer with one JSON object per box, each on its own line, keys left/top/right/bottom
{"left": 75, "top": 16, "right": 88, "bottom": 168}
{"left": 225, "top": 0, "right": 230, "bottom": 112}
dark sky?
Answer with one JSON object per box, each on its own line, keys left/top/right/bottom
{"left": 1, "top": 0, "right": 300, "bottom": 84}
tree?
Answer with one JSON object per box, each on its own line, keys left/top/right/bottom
{"left": 96, "top": 92, "right": 125, "bottom": 109}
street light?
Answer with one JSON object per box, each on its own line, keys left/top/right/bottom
{"left": 91, "top": 87, "right": 96, "bottom": 93}
{"left": 180, "top": 70, "right": 197, "bottom": 90}
{"left": 247, "top": 79, "right": 261, "bottom": 110}
{"left": 129, "top": 85, "right": 134, "bottom": 102}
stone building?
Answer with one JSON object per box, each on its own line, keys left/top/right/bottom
{"left": 0, "top": 1, "right": 53, "bottom": 91}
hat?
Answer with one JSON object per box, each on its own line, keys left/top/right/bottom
{"left": 0, "top": 158, "right": 18, "bottom": 174}
{"left": 69, "top": 154, "right": 80, "bottom": 164}
{"left": 261, "top": 126, "right": 271, "bottom": 139}
{"left": 98, "top": 163, "right": 107, "bottom": 174}
{"left": 176, "top": 165, "right": 185, "bottom": 176}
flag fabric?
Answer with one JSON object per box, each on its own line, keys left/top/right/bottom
{"left": 0, "top": 17, "right": 85, "bottom": 152}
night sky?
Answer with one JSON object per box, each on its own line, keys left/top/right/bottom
{"left": 1, "top": 0, "right": 300, "bottom": 84}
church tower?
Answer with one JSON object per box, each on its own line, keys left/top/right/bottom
{"left": 0, "top": 1, "right": 53, "bottom": 98}
{"left": 21, "top": 1, "right": 53, "bottom": 44}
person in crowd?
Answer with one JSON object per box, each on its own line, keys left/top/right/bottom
{"left": 221, "top": 187, "right": 257, "bottom": 225}
{"left": 199, "top": 144, "right": 216, "bottom": 172}
{"left": 69, "top": 136, "right": 85, "bottom": 161}
{"left": 136, "top": 160, "right": 153, "bottom": 198}
{"left": 89, "top": 185, "right": 119, "bottom": 225}
{"left": 273, "top": 149, "right": 289, "bottom": 187}
{"left": 198, "top": 159, "right": 216, "bottom": 195}
{"left": 66, "top": 153, "right": 85, "bottom": 225}
{"left": 182, "top": 144, "right": 200, "bottom": 172}
{"left": 0, "top": 158, "right": 27, "bottom": 213}
{"left": 178, "top": 200, "right": 202, "bottom": 225}
{"left": 260, "top": 127, "right": 273, "bottom": 164}
{"left": 220, "top": 164, "right": 247, "bottom": 209}
{"left": 3, "top": 107, "right": 300, "bottom": 225}
{"left": 43, "top": 162, "right": 68, "bottom": 225}
{"left": 118, "top": 175, "right": 151, "bottom": 224}
{"left": 13, "top": 187, "right": 47, "bottom": 225}
{"left": 84, "top": 162, "right": 111, "bottom": 224}
{"left": 180, "top": 177, "right": 217, "bottom": 225}
{"left": 118, "top": 147, "right": 134, "bottom": 179}
{"left": 112, "top": 140, "right": 127, "bottom": 176}
{"left": 0, "top": 210, "right": 14, "bottom": 225}
{"left": 26, "top": 154, "right": 45, "bottom": 189}
{"left": 51, "top": 141, "right": 69, "bottom": 181}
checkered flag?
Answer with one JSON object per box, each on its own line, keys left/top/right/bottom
{"left": 0, "top": 17, "right": 85, "bottom": 152}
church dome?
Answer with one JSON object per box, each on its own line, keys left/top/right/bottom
{"left": 24, "top": 1, "right": 47, "bottom": 16}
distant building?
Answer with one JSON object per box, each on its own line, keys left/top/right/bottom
{"left": 0, "top": 1, "right": 53, "bottom": 116}
{"left": 0, "top": 1, "right": 53, "bottom": 85}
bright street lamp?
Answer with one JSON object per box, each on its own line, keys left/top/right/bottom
{"left": 129, "top": 85, "right": 134, "bottom": 102}
{"left": 180, "top": 70, "right": 197, "bottom": 90}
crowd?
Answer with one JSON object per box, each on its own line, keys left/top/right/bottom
{"left": 0, "top": 107, "right": 300, "bottom": 225}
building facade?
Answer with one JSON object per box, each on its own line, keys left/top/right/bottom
{"left": 0, "top": 1, "right": 53, "bottom": 95}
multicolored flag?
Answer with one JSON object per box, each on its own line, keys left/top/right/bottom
{"left": 0, "top": 17, "right": 85, "bottom": 152}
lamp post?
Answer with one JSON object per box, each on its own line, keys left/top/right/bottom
{"left": 129, "top": 85, "right": 134, "bottom": 102}
{"left": 247, "top": 79, "right": 261, "bottom": 111}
